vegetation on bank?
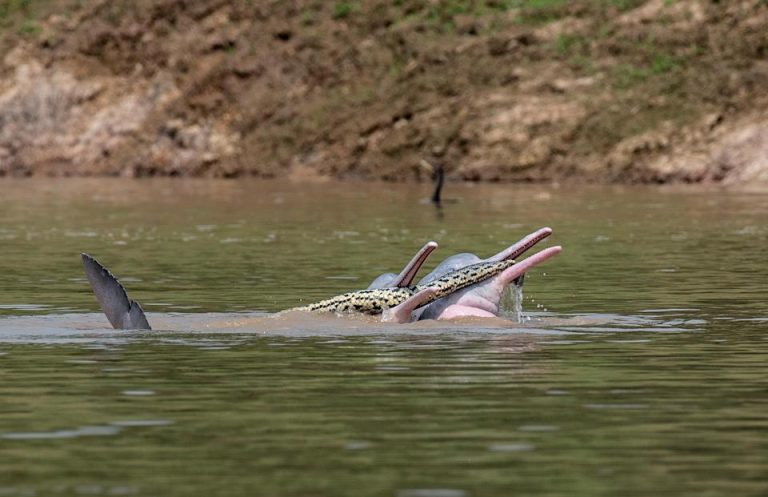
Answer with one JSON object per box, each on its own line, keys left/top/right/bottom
{"left": 0, "top": 1, "right": 766, "bottom": 182}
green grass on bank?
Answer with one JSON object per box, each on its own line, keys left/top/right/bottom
{"left": 328, "top": 0, "right": 651, "bottom": 29}
{"left": 0, "top": 0, "right": 80, "bottom": 38}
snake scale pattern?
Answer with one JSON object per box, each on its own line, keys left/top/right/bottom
{"left": 292, "top": 259, "right": 516, "bottom": 314}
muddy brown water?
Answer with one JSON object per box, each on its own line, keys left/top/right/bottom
{"left": 0, "top": 179, "right": 766, "bottom": 497}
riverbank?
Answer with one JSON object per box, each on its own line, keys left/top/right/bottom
{"left": 1, "top": 0, "right": 767, "bottom": 183}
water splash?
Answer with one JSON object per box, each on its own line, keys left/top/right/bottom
{"left": 499, "top": 276, "right": 525, "bottom": 323}
{"left": 511, "top": 278, "right": 525, "bottom": 323}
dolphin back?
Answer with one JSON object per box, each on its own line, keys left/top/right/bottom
{"left": 366, "top": 273, "right": 398, "bottom": 290}
{"left": 81, "top": 253, "right": 151, "bottom": 330}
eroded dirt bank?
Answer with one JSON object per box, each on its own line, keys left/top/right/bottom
{"left": 0, "top": 0, "right": 767, "bottom": 183}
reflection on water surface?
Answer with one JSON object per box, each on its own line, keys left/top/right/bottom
{"left": 0, "top": 179, "right": 766, "bottom": 497}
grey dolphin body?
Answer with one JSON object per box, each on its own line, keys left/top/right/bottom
{"left": 417, "top": 228, "right": 553, "bottom": 285}
{"left": 384, "top": 243, "right": 561, "bottom": 323}
{"left": 367, "top": 228, "right": 551, "bottom": 292}
{"left": 292, "top": 258, "right": 523, "bottom": 315}
{"left": 400, "top": 227, "right": 555, "bottom": 321}
{"left": 81, "top": 254, "right": 151, "bottom": 330}
{"left": 302, "top": 228, "right": 560, "bottom": 321}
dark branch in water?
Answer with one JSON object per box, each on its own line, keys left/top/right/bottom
{"left": 420, "top": 159, "right": 444, "bottom": 206}
{"left": 431, "top": 164, "right": 444, "bottom": 205}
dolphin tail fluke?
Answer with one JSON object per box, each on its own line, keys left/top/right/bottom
{"left": 81, "top": 253, "right": 151, "bottom": 330}
{"left": 126, "top": 300, "right": 151, "bottom": 330}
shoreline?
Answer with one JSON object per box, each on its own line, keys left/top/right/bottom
{"left": 1, "top": 1, "right": 766, "bottom": 185}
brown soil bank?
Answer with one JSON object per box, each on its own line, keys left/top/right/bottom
{"left": 0, "top": 0, "right": 767, "bottom": 183}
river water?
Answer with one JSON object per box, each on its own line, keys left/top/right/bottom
{"left": 0, "top": 179, "right": 766, "bottom": 496}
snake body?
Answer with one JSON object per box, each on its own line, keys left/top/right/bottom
{"left": 292, "top": 259, "right": 516, "bottom": 314}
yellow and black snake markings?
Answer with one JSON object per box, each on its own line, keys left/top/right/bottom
{"left": 293, "top": 259, "right": 516, "bottom": 315}
{"left": 298, "top": 288, "right": 414, "bottom": 313}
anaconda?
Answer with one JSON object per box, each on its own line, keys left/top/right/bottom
{"left": 291, "top": 258, "right": 518, "bottom": 315}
